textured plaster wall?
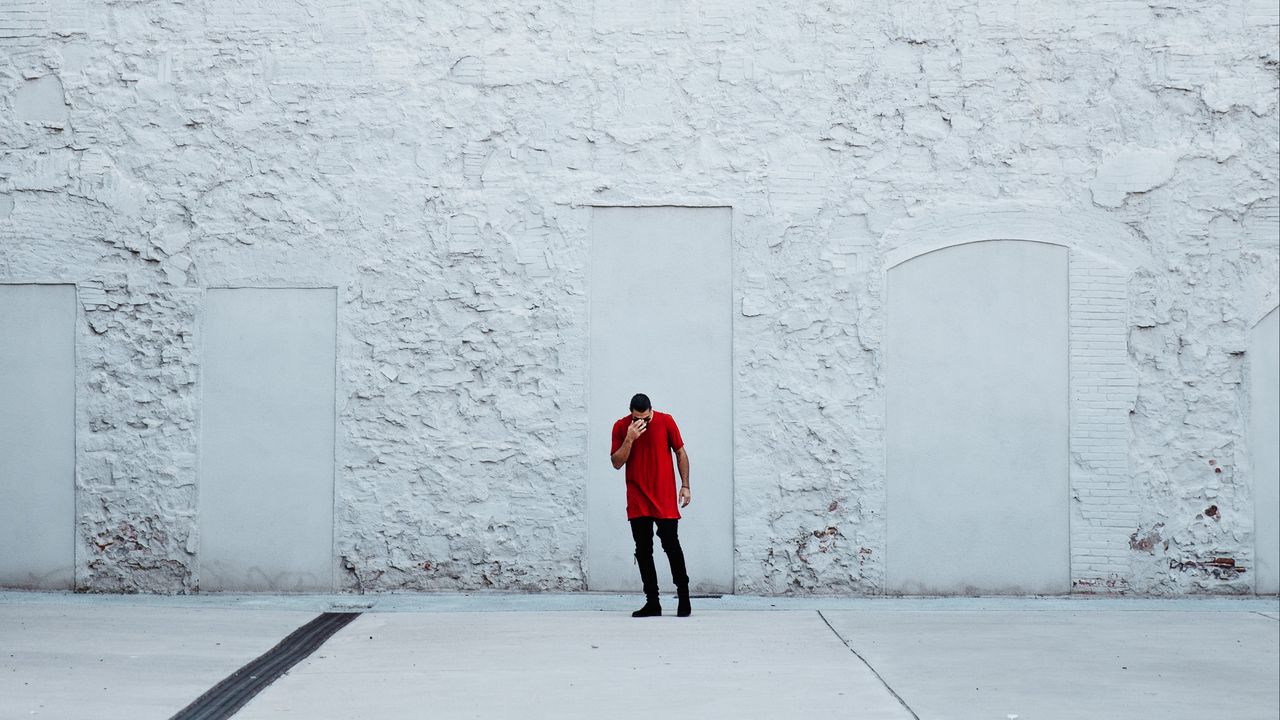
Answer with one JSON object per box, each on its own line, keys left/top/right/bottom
{"left": 0, "top": 1, "right": 1276, "bottom": 594}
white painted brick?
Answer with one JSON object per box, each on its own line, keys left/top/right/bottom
{"left": 0, "top": 1, "right": 46, "bottom": 44}
{"left": 1069, "top": 248, "right": 1138, "bottom": 595}
{"left": 1244, "top": 0, "right": 1280, "bottom": 26}
{"left": 0, "top": 0, "right": 1265, "bottom": 599}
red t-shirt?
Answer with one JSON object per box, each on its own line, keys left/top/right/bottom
{"left": 611, "top": 411, "right": 685, "bottom": 520}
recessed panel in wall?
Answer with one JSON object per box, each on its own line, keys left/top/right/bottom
{"left": 887, "top": 241, "right": 1069, "bottom": 594}
{"left": 200, "top": 288, "right": 336, "bottom": 591}
{"left": 588, "top": 206, "right": 733, "bottom": 593}
{"left": 0, "top": 285, "right": 76, "bottom": 590}
{"left": 1250, "top": 307, "right": 1279, "bottom": 594}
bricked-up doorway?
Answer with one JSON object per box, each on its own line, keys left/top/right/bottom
{"left": 0, "top": 284, "right": 75, "bottom": 589}
{"left": 587, "top": 206, "right": 734, "bottom": 594}
{"left": 199, "top": 288, "right": 337, "bottom": 591}
{"left": 886, "top": 240, "right": 1070, "bottom": 594}
{"left": 1250, "top": 307, "right": 1279, "bottom": 594}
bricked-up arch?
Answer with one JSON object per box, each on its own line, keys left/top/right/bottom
{"left": 1249, "top": 306, "right": 1279, "bottom": 594}
{"left": 881, "top": 207, "right": 1150, "bottom": 593}
{"left": 882, "top": 205, "right": 1154, "bottom": 273}
{"left": 886, "top": 240, "right": 1070, "bottom": 594}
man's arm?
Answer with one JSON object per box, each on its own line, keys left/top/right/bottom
{"left": 676, "top": 446, "right": 691, "bottom": 507}
{"left": 611, "top": 436, "right": 634, "bottom": 469}
{"left": 611, "top": 419, "right": 646, "bottom": 469}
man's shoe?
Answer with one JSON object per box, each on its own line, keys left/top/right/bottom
{"left": 631, "top": 600, "right": 662, "bottom": 617}
{"left": 676, "top": 591, "right": 691, "bottom": 617}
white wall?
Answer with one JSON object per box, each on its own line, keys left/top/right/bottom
{"left": 0, "top": 0, "right": 1274, "bottom": 595}
{"left": 886, "top": 241, "right": 1070, "bottom": 594}
{"left": 199, "top": 288, "right": 337, "bottom": 591}
{"left": 1251, "top": 308, "right": 1279, "bottom": 594}
{"left": 587, "top": 206, "right": 734, "bottom": 593}
{"left": 0, "top": 285, "right": 75, "bottom": 589}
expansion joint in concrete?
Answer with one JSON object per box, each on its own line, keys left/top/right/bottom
{"left": 169, "top": 611, "right": 360, "bottom": 720}
{"left": 816, "top": 610, "right": 920, "bottom": 720}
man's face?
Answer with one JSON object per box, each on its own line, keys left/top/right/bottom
{"left": 630, "top": 408, "right": 653, "bottom": 423}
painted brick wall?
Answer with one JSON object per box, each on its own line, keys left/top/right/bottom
{"left": 0, "top": 0, "right": 1276, "bottom": 594}
{"left": 1070, "top": 252, "right": 1139, "bottom": 592}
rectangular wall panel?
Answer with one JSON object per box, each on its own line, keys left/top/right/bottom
{"left": 0, "top": 284, "right": 75, "bottom": 589}
{"left": 588, "top": 206, "right": 734, "bottom": 593}
{"left": 887, "top": 241, "right": 1070, "bottom": 594}
{"left": 200, "top": 288, "right": 336, "bottom": 591}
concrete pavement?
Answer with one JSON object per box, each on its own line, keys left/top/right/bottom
{"left": 238, "top": 611, "right": 907, "bottom": 720}
{"left": 1, "top": 592, "right": 1276, "bottom": 720}
{"left": 1, "top": 604, "right": 315, "bottom": 719}
{"left": 821, "top": 609, "right": 1280, "bottom": 720}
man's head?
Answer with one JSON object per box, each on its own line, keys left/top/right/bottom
{"left": 629, "top": 393, "right": 652, "bottom": 420}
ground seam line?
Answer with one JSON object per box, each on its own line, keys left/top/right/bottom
{"left": 817, "top": 610, "right": 921, "bottom": 720}
{"left": 1252, "top": 610, "right": 1280, "bottom": 621}
{"left": 169, "top": 611, "right": 361, "bottom": 720}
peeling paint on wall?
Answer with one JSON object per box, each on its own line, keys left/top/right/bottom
{"left": 0, "top": 0, "right": 1275, "bottom": 594}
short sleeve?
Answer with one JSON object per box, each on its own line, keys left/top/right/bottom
{"left": 667, "top": 415, "right": 684, "bottom": 451}
{"left": 611, "top": 419, "right": 626, "bottom": 455}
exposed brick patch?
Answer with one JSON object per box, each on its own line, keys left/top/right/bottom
{"left": 1070, "top": 252, "right": 1138, "bottom": 592}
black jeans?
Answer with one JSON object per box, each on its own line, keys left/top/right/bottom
{"left": 630, "top": 517, "right": 689, "bottom": 599}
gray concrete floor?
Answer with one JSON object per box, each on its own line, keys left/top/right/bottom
{"left": 2, "top": 592, "right": 1277, "bottom": 720}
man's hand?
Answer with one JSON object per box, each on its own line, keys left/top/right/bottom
{"left": 679, "top": 486, "right": 691, "bottom": 508}
{"left": 625, "top": 418, "right": 648, "bottom": 442}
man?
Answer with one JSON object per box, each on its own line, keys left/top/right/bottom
{"left": 610, "top": 393, "right": 692, "bottom": 618}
